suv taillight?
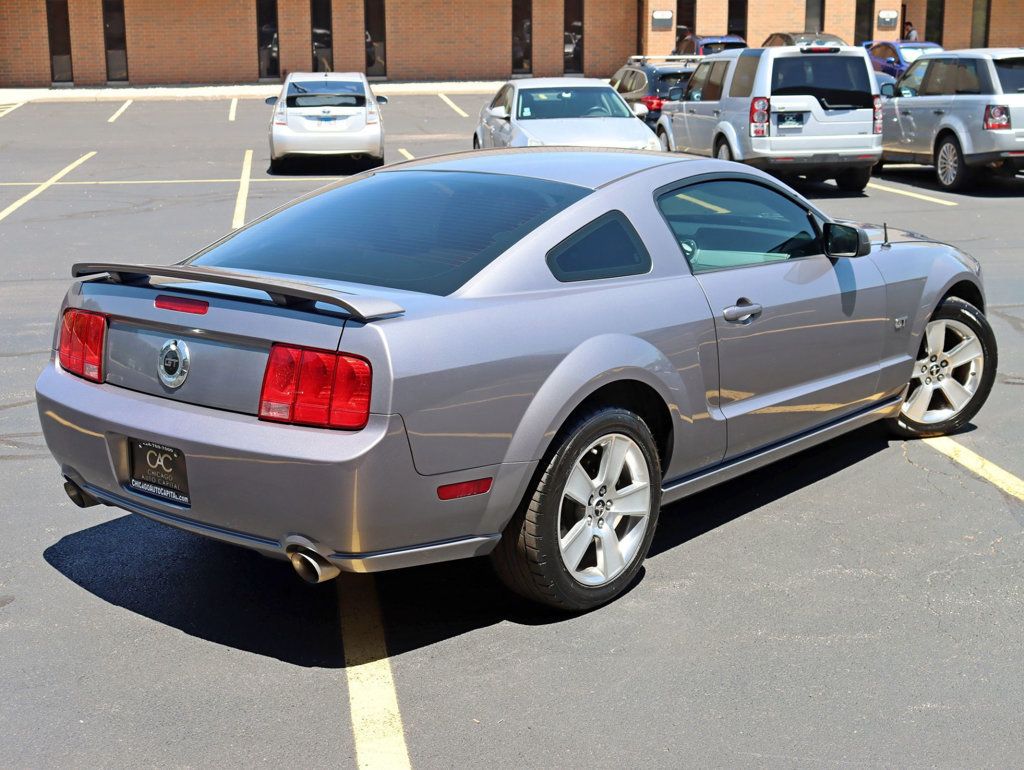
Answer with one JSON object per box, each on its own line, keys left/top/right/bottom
{"left": 984, "top": 104, "right": 1011, "bottom": 130}
{"left": 258, "top": 344, "right": 371, "bottom": 430}
{"left": 873, "top": 94, "right": 883, "bottom": 134}
{"left": 749, "top": 97, "right": 770, "bottom": 137}
{"left": 640, "top": 95, "right": 665, "bottom": 112}
{"left": 59, "top": 309, "right": 107, "bottom": 383}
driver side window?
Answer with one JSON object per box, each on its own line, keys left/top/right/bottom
{"left": 656, "top": 179, "right": 821, "bottom": 274}
{"left": 897, "top": 60, "right": 928, "bottom": 97}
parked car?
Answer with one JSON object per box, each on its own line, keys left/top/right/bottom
{"left": 762, "top": 31, "right": 848, "bottom": 47}
{"left": 656, "top": 46, "right": 882, "bottom": 191}
{"left": 474, "top": 78, "right": 660, "bottom": 151}
{"left": 676, "top": 33, "right": 746, "bottom": 55}
{"left": 878, "top": 49, "right": 1024, "bottom": 190}
{"left": 611, "top": 55, "right": 703, "bottom": 128}
{"left": 874, "top": 70, "right": 897, "bottom": 93}
{"left": 265, "top": 71, "right": 388, "bottom": 173}
{"left": 864, "top": 40, "right": 942, "bottom": 78}
{"left": 39, "top": 149, "right": 996, "bottom": 610}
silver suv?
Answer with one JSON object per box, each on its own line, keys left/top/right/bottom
{"left": 878, "top": 49, "right": 1024, "bottom": 190}
{"left": 656, "top": 45, "right": 882, "bottom": 191}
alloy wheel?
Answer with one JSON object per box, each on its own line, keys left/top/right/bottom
{"left": 901, "top": 318, "right": 985, "bottom": 424}
{"left": 936, "top": 142, "right": 959, "bottom": 187}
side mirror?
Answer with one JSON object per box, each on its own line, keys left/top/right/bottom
{"left": 489, "top": 105, "right": 510, "bottom": 121}
{"left": 880, "top": 82, "right": 895, "bottom": 98}
{"left": 631, "top": 101, "right": 649, "bottom": 118}
{"left": 823, "top": 222, "right": 871, "bottom": 257}
{"left": 667, "top": 86, "right": 684, "bottom": 101}
{"left": 264, "top": 96, "right": 278, "bottom": 106}
{"left": 885, "top": 56, "right": 897, "bottom": 64}
{"left": 375, "top": 94, "right": 389, "bottom": 105}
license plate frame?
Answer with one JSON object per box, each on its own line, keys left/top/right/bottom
{"left": 128, "top": 439, "right": 191, "bottom": 506}
{"left": 778, "top": 112, "right": 805, "bottom": 128}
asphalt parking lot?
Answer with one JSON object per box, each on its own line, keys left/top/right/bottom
{"left": 2, "top": 93, "right": 1023, "bottom": 767}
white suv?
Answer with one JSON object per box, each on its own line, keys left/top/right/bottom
{"left": 656, "top": 45, "right": 882, "bottom": 191}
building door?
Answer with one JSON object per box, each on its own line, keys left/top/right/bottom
{"left": 311, "top": 0, "right": 333, "bottom": 71}
{"left": 45, "top": 0, "right": 73, "bottom": 83}
{"left": 513, "top": 0, "right": 532, "bottom": 74}
{"left": 256, "top": 0, "right": 280, "bottom": 80}
{"left": 365, "top": 0, "right": 386, "bottom": 77}
{"left": 564, "top": 0, "right": 584, "bottom": 74}
{"left": 103, "top": 0, "right": 128, "bottom": 82}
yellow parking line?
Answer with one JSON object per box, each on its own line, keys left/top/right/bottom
{"left": 228, "top": 98, "right": 238, "bottom": 122}
{"left": 0, "top": 102, "right": 25, "bottom": 118}
{"left": 232, "top": 149, "right": 253, "bottom": 229}
{"left": 866, "top": 182, "right": 957, "bottom": 207}
{"left": 338, "top": 576, "right": 412, "bottom": 770}
{"left": 107, "top": 99, "right": 133, "bottom": 123}
{"left": 396, "top": 148, "right": 415, "bottom": 160}
{"left": 923, "top": 437, "right": 1024, "bottom": 501}
{"left": 438, "top": 93, "right": 469, "bottom": 118}
{"left": 0, "top": 151, "right": 95, "bottom": 224}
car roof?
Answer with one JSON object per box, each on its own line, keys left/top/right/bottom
{"left": 696, "top": 34, "right": 745, "bottom": 41}
{"left": 942, "top": 48, "right": 1024, "bottom": 59}
{"left": 512, "top": 77, "right": 613, "bottom": 89}
{"left": 379, "top": 148, "right": 688, "bottom": 190}
{"left": 286, "top": 71, "right": 366, "bottom": 81}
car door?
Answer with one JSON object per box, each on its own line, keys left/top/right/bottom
{"left": 886, "top": 59, "right": 929, "bottom": 155}
{"left": 902, "top": 58, "right": 953, "bottom": 155}
{"left": 655, "top": 177, "right": 888, "bottom": 458}
{"left": 685, "top": 61, "right": 729, "bottom": 155}
{"left": 675, "top": 62, "right": 711, "bottom": 151}
{"left": 493, "top": 85, "right": 516, "bottom": 147}
{"left": 483, "top": 85, "right": 513, "bottom": 147}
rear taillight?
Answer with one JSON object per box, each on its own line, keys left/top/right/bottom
{"left": 258, "top": 344, "right": 371, "bottom": 430}
{"left": 58, "top": 309, "right": 106, "bottom": 383}
{"left": 749, "top": 97, "right": 770, "bottom": 137}
{"left": 366, "top": 104, "right": 379, "bottom": 124}
{"left": 274, "top": 105, "right": 287, "bottom": 126}
{"left": 873, "top": 94, "right": 883, "bottom": 134}
{"left": 983, "top": 104, "right": 1011, "bottom": 130}
{"left": 155, "top": 295, "right": 209, "bottom": 314}
{"left": 640, "top": 95, "right": 665, "bottom": 112}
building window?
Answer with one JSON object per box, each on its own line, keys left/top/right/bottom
{"left": 727, "top": 0, "right": 747, "bottom": 39}
{"left": 925, "top": 0, "right": 945, "bottom": 44}
{"left": 311, "top": 0, "right": 332, "bottom": 71}
{"left": 257, "top": 0, "right": 280, "bottom": 80}
{"left": 564, "top": 0, "right": 583, "bottom": 74}
{"left": 513, "top": 0, "right": 532, "bottom": 74}
{"left": 675, "top": 0, "right": 695, "bottom": 52}
{"left": 46, "top": 0, "right": 73, "bottom": 83}
{"left": 102, "top": 0, "right": 128, "bottom": 82}
{"left": 970, "top": 0, "right": 990, "bottom": 47}
{"left": 365, "top": 0, "right": 386, "bottom": 77}
{"left": 854, "top": 0, "right": 873, "bottom": 44}
{"left": 805, "top": 0, "right": 825, "bottom": 33}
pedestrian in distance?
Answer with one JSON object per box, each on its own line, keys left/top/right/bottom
{"left": 902, "top": 20, "right": 919, "bottom": 41}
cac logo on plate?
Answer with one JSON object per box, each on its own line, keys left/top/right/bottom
{"left": 158, "top": 339, "right": 190, "bottom": 389}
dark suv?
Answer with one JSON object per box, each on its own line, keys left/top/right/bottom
{"left": 611, "top": 56, "right": 702, "bottom": 127}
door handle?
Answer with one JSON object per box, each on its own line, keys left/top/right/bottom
{"left": 722, "top": 299, "right": 763, "bottom": 323}
{"left": 712, "top": 109, "right": 721, "bottom": 116}
{"left": 900, "top": 110, "right": 911, "bottom": 116}
{"left": 932, "top": 109, "right": 945, "bottom": 115}
{"left": 687, "top": 108, "right": 696, "bottom": 114}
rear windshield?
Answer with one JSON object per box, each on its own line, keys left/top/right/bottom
{"left": 657, "top": 71, "right": 692, "bottom": 89}
{"left": 190, "top": 171, "right": 589, "bottom": 296}
{"left": 993, "top": 58, "right": 1024, "bottom": 93}
{"left": 517, "top": 87, "right": 632, "bottom": 119}
{"left": 286, "top": 80, "right": 366, "bottom": 108}
{"left": 702, "top": 41, "right": 746, "bottom": 54}
{"left": 771, "top": 55, "right": 873, "bottom": 108}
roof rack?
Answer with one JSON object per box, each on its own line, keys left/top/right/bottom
{"left": 627, "top": 54, "right": 704, "bottom": 66}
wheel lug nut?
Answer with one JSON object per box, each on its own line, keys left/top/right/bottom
{"left": 930, "top": 355, "right": 937, "bottom": 362}
{"left": 938, "top": 374, "right": 944, "bottom": 380}
{"left": 599, "top": 485, "right": 607, "bottom": 496}
{"left": 597, "top": 518, "right": 604, "bottom": 528}
{"left": 925, "top": 377, "right": 931, "bottom": 384}
{"left": 940, "top": 360, "right": 948, "bottom": 367}
{"left": 920, "top": 366, "right": 927, "bottom": 372}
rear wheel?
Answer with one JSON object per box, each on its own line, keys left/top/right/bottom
{"left": 491, "top": 407, "right": 662, "bottom": 611}
{"left": 835, "top": 167, "right": 871, "bottom": 192}
{"left": 658, "top": 129, "right": 671, "bottom": 152}
{"left": 887, "top": 297, "right": 997, "bottom": 438}
{"left": 935, "top": 135, "right": 972, "bottom": 191}
{"left": 715, "top": 139, "right": 732, "bottom": 161}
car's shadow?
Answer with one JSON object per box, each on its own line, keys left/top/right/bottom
{"left": 45, "top": 424, "right": 895, "bottom": 667}
{"left": 875, "top": 166, "right": 1024, "bottom": 198}
{"left": 267, "top": 156, "right": 381, "bottom": 177}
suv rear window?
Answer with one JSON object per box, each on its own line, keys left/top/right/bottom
{"left": 190, "top": 171, "right": 589, "bottom": 296}
{"left": 657, "top": 71, "right": 691, "bottom": 89}
{"left": 286, "top": 80, "right": 366, "bottom": 108}
{"left": 993, "top": 58, "right": 1024, "bottom": 93}
{"left": 770, "top": 55, "right": 873, "bottom": 108}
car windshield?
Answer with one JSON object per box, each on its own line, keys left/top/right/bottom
{"left": 702, "top": 41, "right": 746, "bottom": 54}
{"left": 286, "top": 80, "right": 366, "bottom": 108}
{"left": 771, "top": 55, "right": 873, "bottom": 108}
{"left": 993, "top": 58, "right": 1024, "bottom": 93}
{"left": 517, "top": 87, "right": 632, "bottom": 119}
{"left": 900, "top": 46, "right": 938, "bottom": 63}
{"left": 189, "top": 171, "right": 590, "bottom": 296}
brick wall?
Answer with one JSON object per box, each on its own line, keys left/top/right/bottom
{"left": 332, "top": 0, "right": 366, "bottom": 72}
{"left": 903, "top": 0, "right": 928, "bottom": 40}
{"left": 941, "top": 0, "right": 972, "bottom": 48}
{"left": 533, "top": 0, "right": 565, "bottom": 76}
{"left": 825, "top": 0, "right": 855, "bottom": 44}
{"left": 694, "top": 0, "right": 728, "bottom": 35}
{"left": 584, "top": 0, "right": 636, "bottom": 77}
{"left": 987, "top": 0, "right": 1024, "bottom": 46}
{"left": 748, "top": 0, "right": 804, "bottom": 49}
{"left": 0, "top": 0, "right": 52, "bottom": 87}
{"left": 641, "top": 0, "right": 677, "bottom": 56}
{"left": 69, "top": 0, "right": 107, "bottom": 86}
{"left": 278, "top": 0, "right": 312, "bottom": 76}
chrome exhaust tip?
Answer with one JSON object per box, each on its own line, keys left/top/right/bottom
{"left": 289, "top": 548, "right": 341, "bottom": 584}
{"left": 63, "top": 479, "right": 99, "bottom": 508}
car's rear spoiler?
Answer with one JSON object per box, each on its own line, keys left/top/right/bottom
{"left": 71, "top": 262, "right": 405, "bottom": 323}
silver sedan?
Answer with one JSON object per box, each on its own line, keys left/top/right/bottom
{"left": 474, "top": 78, "right": 662, "bottom": 151}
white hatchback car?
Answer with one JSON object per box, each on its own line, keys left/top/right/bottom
{"left": 266, "top": 71, "right": 388, "bottom": 172}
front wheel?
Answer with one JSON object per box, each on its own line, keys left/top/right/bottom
{"left": 715, "top": 139, "right": 732, "bottom": 161}
{"left": 835, "top": 166, "right": 871, "bottom": 192}
{"left": 658, "top": 129, "right": 671, "bottom": 153}
{"left": 491, "top": 407, "right": 662, "bottom": 611}
{"left": 887, "top": 297, "right": 997, "bottom": 438}
{"left": 935, "top": 135, "right": 972, "bottom": 191}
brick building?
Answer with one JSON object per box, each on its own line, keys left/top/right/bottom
{"left": 1, "top": 0, "right": 1021, "bottom": 87}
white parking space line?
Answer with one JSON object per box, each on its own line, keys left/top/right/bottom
{"left": 438, "top": 93, "right": 469, "bottom": 118}
{"left": 107, "top": 99, "right": 133, "bottom": 123}
{"left": 232, "top": 149, "right": 253, "bottom": 229}
{"left": 923, "top": 437, "right": 1024, "bottom": 502}
{"left": 0, "top": 102, "right": 25, "bottom": 118}
{"left": 338, "top": 577, "right": 412, "bottom": 770}
{"left": 228, "top": 98, "right": 238, "bottom": 122}
{"left": 867, "top": 181, "right": 957, "bottom": 207}
{"left": 0, "top": 151, "right": 95, "bottom": 224}
{"left": 396, "top": 148, "right": 415, "bottom": 160}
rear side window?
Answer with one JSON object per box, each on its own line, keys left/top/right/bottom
{"left": 728, "top": 53, "right": 760, "bottom": 97}
{"left": 192, "top": 171, "right": 590, "bottom": 296}
{"left": 547, "top": 211, "right": 651, "bottom": 282}
{"left": 993, "top": 58, "right": 1024, "bottom": 93}
{"left": 952, "top": 59, "right": 984, "bottom": 95}
{"left": 286, "top": 80, "right": 365, "bottom": 108}
{"left": 685, "top": 63, "right": 711, "bottom": 100}
{"left": 702, "top": 62, "right": 729, "bottom": 101}
{"left": 921, "top": 59, "right": 956, "bottom": 95}
{"left": 770, "top": 55, "right": 874, "bottom": 108}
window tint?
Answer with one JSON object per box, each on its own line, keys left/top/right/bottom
{"left": 656, "top": 180, "right": 820, "bottom": 274}
{"left": 547, "top": 211, "right": 651, "bottom": 282}
{"left": 658, "top": 71, "right": 691, "bottom": 90}
{"left": 702, "top": 62, "right": 729, "bottom": 101}
{"left": 490, "top": 85, "right": 511, "bottom": 109}
{"left": 921, "top": 59, "right": 956, "bottom": 95}
{"left": 611, "top": 68, "right": 628, "bottom": 92}
{"left": 993, "top": 57, "right": 1024, "bottom": 93}
{"left": 771, "top": 55, "right": 873, "bottom": 108}
{"left": 517, "top": 87, "right": 632, "bottom": 119}
{"left": 685, "top": 63, "right": 711, "bottom": 100}
{"left": 728, "top": 53, "right": 759, "bottom": 97}
{"left": 898, "top": 60, "right": 928, "bottom": 96}
{"left": 286, "top": 80, "right": 365, "bottom": 108}
{"left": 873, "top": 44, "right": 896, "bottom": 60}
{"left": 192, "top": 171, "right": 590, "bottom": 296}
{"left": 953, "top": 59, "right": 983, "bottom": 95}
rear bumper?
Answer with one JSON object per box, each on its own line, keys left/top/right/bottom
{"left": 745, "top": 154, "right": 879, "bottom": 174}
{"left": 964, "top": 150, "right": 1024, "bottom": 170}
{"left": 36, "top": 362, "right": 534, "bottom": 571}
{"left": 270, "top": 122, "right": 383, "bottom": 159}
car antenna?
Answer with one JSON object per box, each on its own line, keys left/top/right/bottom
{"left": 882, "top": 221, "right": 891, "bottom": 248}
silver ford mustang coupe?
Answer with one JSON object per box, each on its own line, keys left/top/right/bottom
{"left": 37, "top": 149, "right": 996, "bottom": 610}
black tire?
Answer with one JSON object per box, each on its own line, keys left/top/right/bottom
{"left": 886, "top": 297, "right": 997, "bottom": 439}
{"left": 657, "top": 129, "right": 671, "bottom": 153}
{"left": 269, "top": 157, "right": 286, "bottom": 174}
{"left": 872, "top": 158, "right": 885, "bottom": 175}
{"left": 835, "top": 166, "right": 872, "bottom": 192}
{"left": 934, "top": 135, "right": 973, "bottom": 191}
{"left": 366, "top": 155, "right": 385, "bottom": 169}
{"left": 491, "top": 407, "right": 663, "bottom": 611}
{"left": 714, "top": 138, "right": 732, "bottom": 161}
{"left": 472, "top": 135, "right": 480, "bottom": 149}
